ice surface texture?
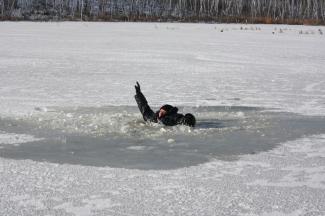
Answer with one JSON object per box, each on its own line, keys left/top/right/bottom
{"left": 0, "top": 23, "right": 325, "bottom": 116}
{"left": 1, "top": 106, "right": 325, "bottom": 170}
{"left": 0, "top": 22, "right": 325, "bottom": 215}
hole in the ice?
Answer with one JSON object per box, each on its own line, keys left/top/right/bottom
{"left": 196, "top": 120, "right": 227, "bottom": 129}
{"left": 0, "top": 106, "right": 325, "bottom": 170}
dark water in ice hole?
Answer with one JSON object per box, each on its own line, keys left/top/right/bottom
{"left": 0, "top": 106, "right": 325, "bottom": 170}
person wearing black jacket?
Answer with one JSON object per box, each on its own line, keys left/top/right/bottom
{"left": 134, "top": 82, "right": 196, "bottom": 127}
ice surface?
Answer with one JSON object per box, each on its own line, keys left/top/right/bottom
{"left": 1, "top": 106, "right": 325, "bottom": 169}
{"left": 0, "top": 22, "right": 325, "bottom": 215}
{"left": 0, "top": 131, "right": 42, "bottom": 147}
{"left": 0, "top": 22, "right": 325, "bottom": 116}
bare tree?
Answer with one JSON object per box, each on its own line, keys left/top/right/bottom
{"left": 2, "top": 0, "right": 325, "bottom": 23}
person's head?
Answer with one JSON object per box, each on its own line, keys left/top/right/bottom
{"left": 158, "top": 108, "right": 167, "bottom": 119}
{"left": 182, "top": 113, "right": 196, "bottom": 127}
{"left": 158, "top": 104, "right": 177, "bottom": 118}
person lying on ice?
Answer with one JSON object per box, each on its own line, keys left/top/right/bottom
{"left": 134, "top": 82, "right": 196, "bottom": 127}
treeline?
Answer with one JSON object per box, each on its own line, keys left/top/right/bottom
{"left": 1, "top": 0, "right": 325, "bottom": 24}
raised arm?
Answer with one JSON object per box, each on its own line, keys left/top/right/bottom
{"left": 134, "top": 82, "right": 157, "bottom": 123}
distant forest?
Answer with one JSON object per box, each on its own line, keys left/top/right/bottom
{"left": 1, "top": 0, "right": 325, "bottom": 24}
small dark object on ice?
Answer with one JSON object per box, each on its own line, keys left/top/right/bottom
{"left": 134, "top": 82, "right": 196, "bottom": 127}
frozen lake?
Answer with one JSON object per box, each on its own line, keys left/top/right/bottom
{"left": 0, "top": 22, "right": 325, "bottom": 215}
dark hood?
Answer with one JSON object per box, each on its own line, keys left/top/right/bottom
{"left": 160, "top": 104, "right": 178, "bottom": 115}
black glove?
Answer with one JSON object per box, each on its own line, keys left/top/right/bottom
{"left": 135, "top": 81, "right": 141, "bottom": 94}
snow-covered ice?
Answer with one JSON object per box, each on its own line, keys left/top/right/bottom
{"left": 0, "top": 22, "right": 325, "bottom": 215}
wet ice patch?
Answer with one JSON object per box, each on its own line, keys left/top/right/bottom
{"left": 0, "top": 106, "right": 325, "bottom": 170}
